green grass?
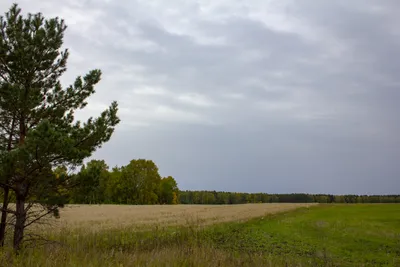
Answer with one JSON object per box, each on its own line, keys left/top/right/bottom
{"left": 1, "top": 204, "right": 399, "bottom": 266}
{"left": 206, "top": 204, "right": 400, "bottom": 266}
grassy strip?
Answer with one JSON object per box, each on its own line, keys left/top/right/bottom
{"left": 205, "top": 204, "right": 400, "bottom": 266}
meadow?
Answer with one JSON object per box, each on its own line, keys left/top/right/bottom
{"left": 0, "top": 203, "right": 399, "bottom": 266}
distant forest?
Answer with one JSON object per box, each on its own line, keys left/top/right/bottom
{"left": 178, "top": 190, "right": 400, "bottom": 204}
{"left": 46, "top": 159, "right": 399, "bottom": 205}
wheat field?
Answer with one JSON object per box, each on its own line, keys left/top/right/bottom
{"left": 42, "top": 203, "right": 316, "bottom": 232}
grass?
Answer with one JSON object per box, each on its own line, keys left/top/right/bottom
{"left": 207, "top": 204, "right": 400, "bottom": 266}
{"left": 0, "top": 204, "right": 399, "bottom": 266}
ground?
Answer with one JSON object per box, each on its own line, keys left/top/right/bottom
{"left": 0, "top": 203, "right": 399, "bottom": 266}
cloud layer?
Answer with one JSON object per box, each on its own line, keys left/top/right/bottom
{"left": 1, "top": 0, "right": 399, "bottom": 194}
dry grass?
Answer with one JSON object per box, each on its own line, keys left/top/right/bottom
{"left": 2, "top": 203, "right": 321, "bottom": 266}
{"left": 42, "top": 203, "right": 316, "bottom": 232}
{"left": 1, "top": 244, "right": 281, "bottom": 267}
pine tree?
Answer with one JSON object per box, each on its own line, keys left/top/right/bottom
{"left": 0, "top": 4, "right": 120, "bottom": 250}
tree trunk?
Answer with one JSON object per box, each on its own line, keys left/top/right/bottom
{"left": 13, "top": 112, "right": 27, "bottom": 252}
{"left": 0, "top": 116, "right": 16, "bottom": 246}
{"left": 13, "top": 195, "right": 25, "bottom": 252}
{"left": 0, "top": 186, "right": 10, "bottom": 246}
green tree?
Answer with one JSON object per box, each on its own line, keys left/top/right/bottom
{"left": 269, "top": 195, "right": 279, "bottom": 203}
{"left": 172, "top": 192, "right": 178, "bottom": 204}
{"left": 204, "top": 192, "right": 216, "bottom": 204}
{"left": 104, "top": 166, "right": 123, "bottom": 204}
{"left": 107, "top": 159, "right": 161, "bottom": 204}
{"left": 0, "top": 4, "right": 119, "bottom": 250}
{"left": 159, "top": 176, "right": 178, "bottom": 204}
{"left": 334, "top": 195, "right": 345, "bottom": 203}
{"left": 71, "top": 160, "right": 110, "bottom": 204}
{"left": 315, "top": 195, "right": 329, "bottom": 203}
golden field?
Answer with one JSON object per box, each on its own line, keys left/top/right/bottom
{"left": 46, "top": 203, "right": 316, "bottom": 231}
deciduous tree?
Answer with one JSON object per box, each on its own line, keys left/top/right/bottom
{"left": 159, "top": 176, "right": 178, "bottom": 204}
{"left": 71, "top": 160, "right": 110, "bottom": 204}
{"left": 120, "top": 159, "right": 161, "bottom": 204}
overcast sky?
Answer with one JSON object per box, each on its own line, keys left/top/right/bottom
{"left": 2, "top": 1, "right": 399, "bottom": 195}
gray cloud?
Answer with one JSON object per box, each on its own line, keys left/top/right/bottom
{"left": 1, "top": 0, "right": 399, "bottom": 194}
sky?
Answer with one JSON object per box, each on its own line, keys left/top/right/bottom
{"left": 1, "top": 1, "right": 399, "bottom": 195}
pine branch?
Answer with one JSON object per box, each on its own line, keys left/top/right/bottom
{"left": 0, "top": 70, "right": 10, "bottom": 83}
{"left": 0, "top": 28, "right": 17, "bottom": 84}
{"left": 0, "top": 206, "right": 16, "bottom": 215}
{"left": 0, "top": 123, "right": 14, "bottom": 135}
{"left": 23, "top": 206, "right": 58, "bottom": 229}
{"left": 0, "top": 182, "right": 17, "bottom": 191}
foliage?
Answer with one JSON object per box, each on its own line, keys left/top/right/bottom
{"left": 61, "top": 158, "right": 399, "bottom": 206}
{"left": 70, "top": 160, "right": 110, "bottom": 204}
{"left": 0, "top": 3, "right": 119, "bottom": 250}
{"left": 159, "top": 176, "right": 179, "bottom": 204}
{"left": 69, "top": 166, "right": 400, "bottom": 205}
{"left": 119, "top": 159, "right": 161, "bottom": 205}
{"left": 69, "top": 159, "right": 179, "bottom": 205}
{"left": 178, "top": 190, "right": 400, "bottom": 204}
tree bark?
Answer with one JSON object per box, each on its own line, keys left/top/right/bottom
{"left": 0, "top": 115, "right": 16, "bottom": 246}
{"left": 13, "top": 194, "right": 26, "bottom": 252}
{"left": 11, "top": 98, "right": 27, "bottom": 252}
{"left": 0, "top": 186, "right": 10, "bottom": 246}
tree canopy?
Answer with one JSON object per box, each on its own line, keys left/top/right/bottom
{"left": 69, "top": 159, "right": 180, "bottom": 205}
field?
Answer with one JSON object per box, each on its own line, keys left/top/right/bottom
{"left": 0, "top": 203, "right": 399, "bottom": 266}
{"left": 48, "top": 203, "right": 314, "bottom": 230}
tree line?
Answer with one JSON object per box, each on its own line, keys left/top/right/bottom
{"left": 30, "top": 159, "right": 400, "bottom": 206}
{"left": 178, "top": 191, "right": 400, "bottom": 204}
{"left": 66, "top": 159, "right": 179, "bottom": 205}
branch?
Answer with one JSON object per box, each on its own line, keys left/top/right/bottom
{"left": 0, "top": 206, "right": 16, "bottom": 215}
{"left": 24, "top": 154, "right": 66, "bottom": 178}
{"left": 0, "top": 120, "right": 14, "bottom": 135}
{"left": 24, "top": 206, "right": 59, "bottom": 229}
{"left": 35, "top": 144, "right": 43, "bottom": 169}
{"left": 0, "top": 70, "right": 10, "bottom": 83}
{"left": 24, "top": 201, "right": 35, "bottom": 214}
{"left": 0, "top": 182, "right": 17, "bottom": 191}
{"left": 0, "top": 57, "right": 12, "bottom": 83}
{"left": 73, "top": 133, "right": 93, "bottom": 148}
